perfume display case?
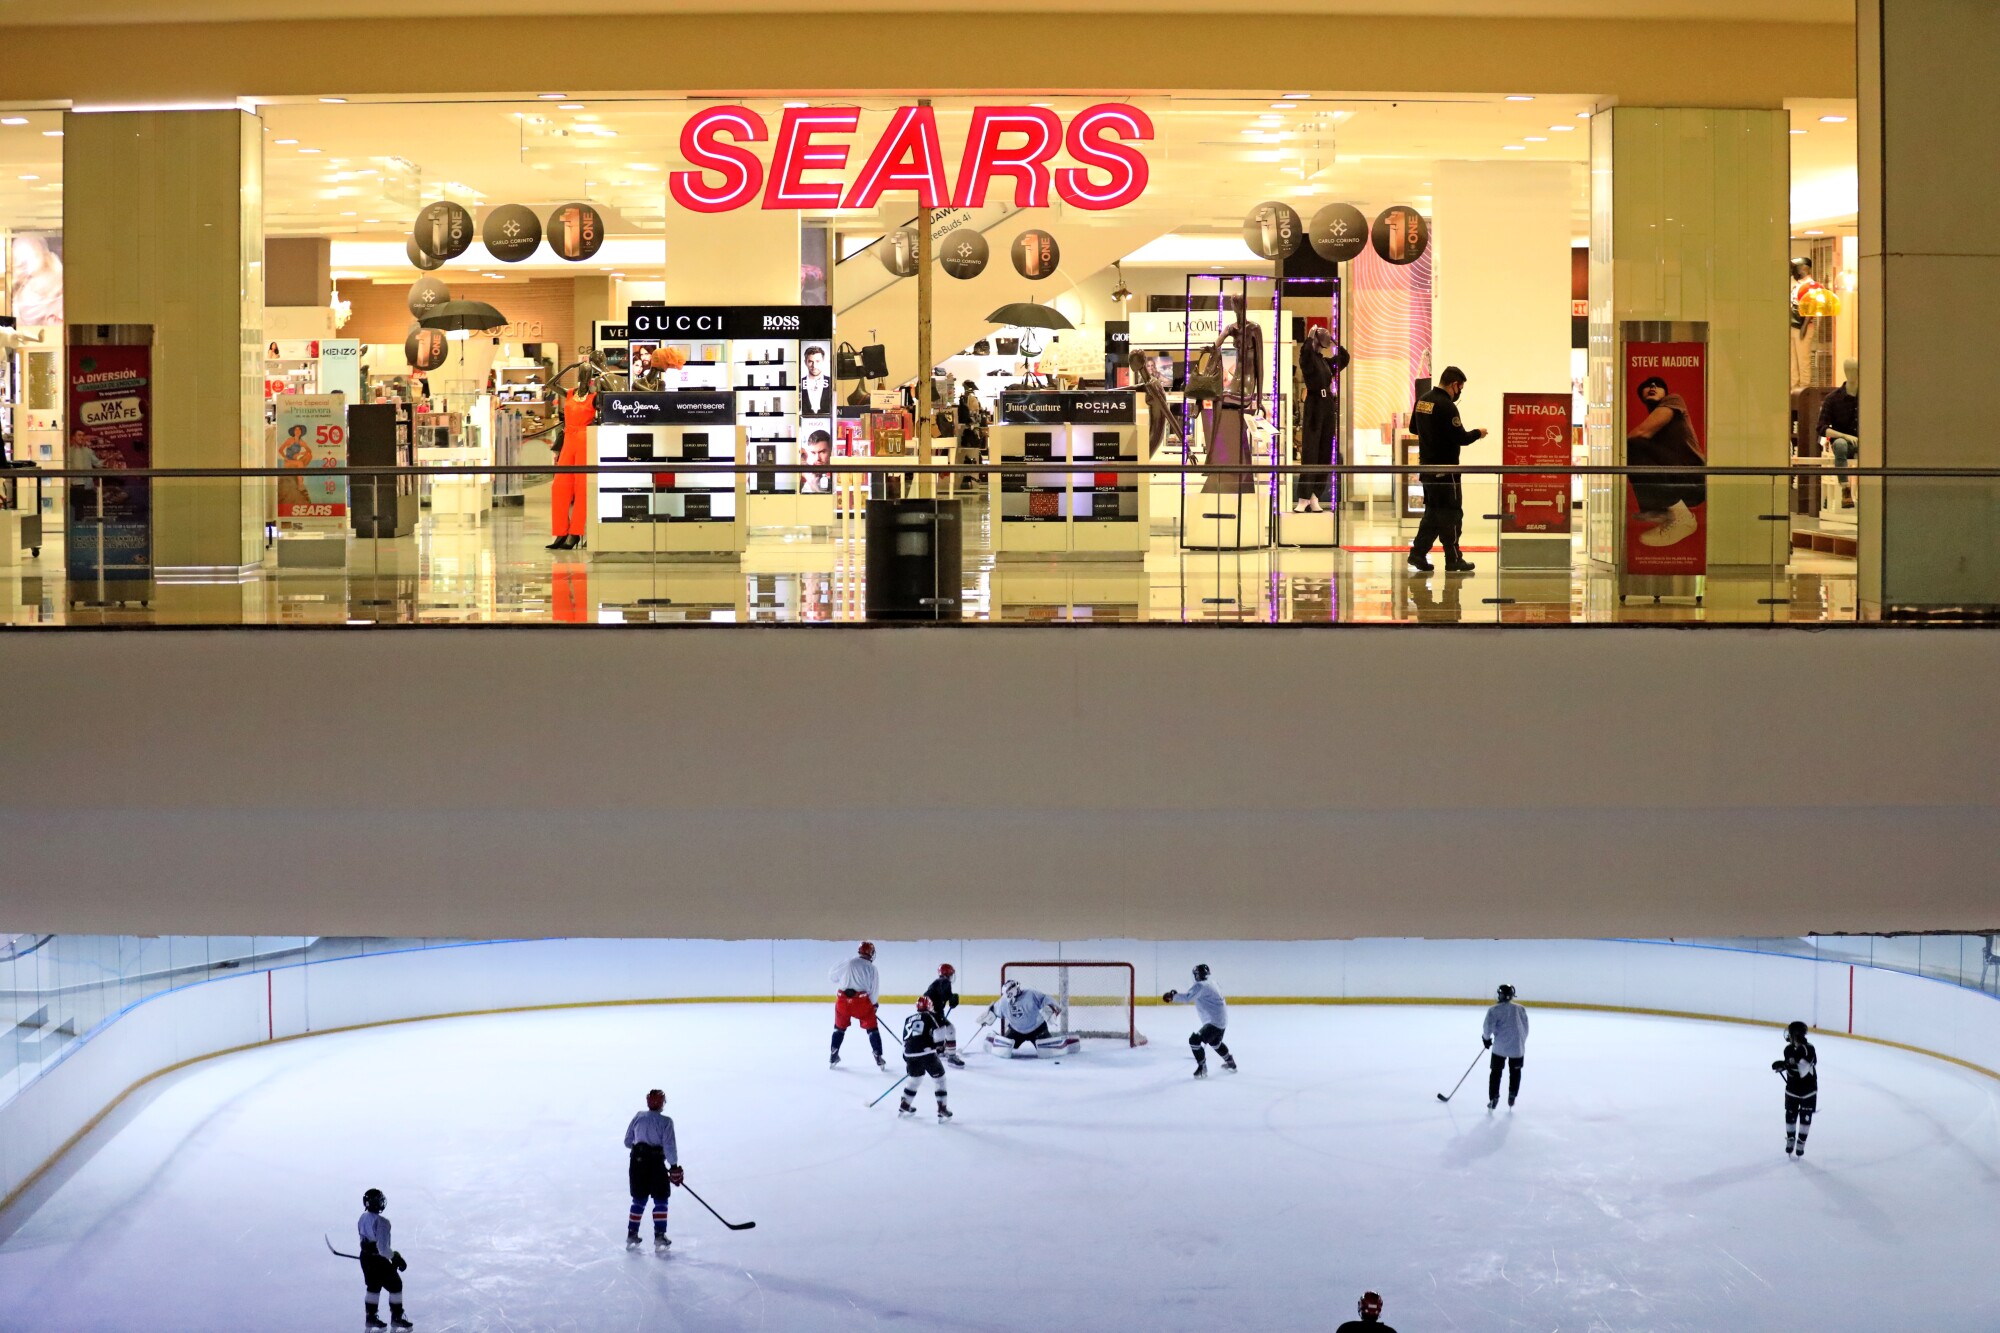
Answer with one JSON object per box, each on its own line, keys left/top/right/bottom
{"left": 990, "top": 390, "right": 1146, "bottom": 559}
{"left": 588, "top": 391, "right": 745, "bottom": 560}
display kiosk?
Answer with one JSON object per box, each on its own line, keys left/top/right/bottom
{"left": 990, "top": 390, "right": 1146, "bottom": 560}
{"left": 627, "top": 305, "right": 837, "bottom": 531}
{"left": 589, "top": 391, "right": 744, "bottom": 560}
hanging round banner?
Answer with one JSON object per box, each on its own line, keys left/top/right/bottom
{"left": 406, "top": 235, "right": 445, "bottom": 272}
{"left": 939, "top": 229, "right": 989, "bottom": 280}
{"left": 1371, "top": 205, "right": 1430, "bottom": 265}
{"left": 483, "top": 204, "right": 543, "bottom": 264}
{"left": 546, "top": 203, "right": 606, "bottom": 262}
{"left": 404, "top": 324, "right": 449, "bottom": 373}
{"left": 1241, "top": 201, "right": 1304, "bottom": 261}
{"left": 406, "top": 276, "right": 452, "bottom": 319}
{"left": 413, "top": 201, "right": 473, "bottom": 261}
{"left": 1010, "top": 229, "right": 1060, "bottom": 280}
{"left": 1308, "top": 203, "right": 1370, "bottom": 263}
{"left": 877, "top": 226, "right": 920, "bottom": 277}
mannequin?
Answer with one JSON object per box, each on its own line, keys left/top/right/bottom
{"left": 1127, "top": 350, "right": 1172, "bottom": 456}
{"left": 1202, "top": 295, "right": 1264, "bottom": 495}
{"left": 549, "top": 365, "right": 597, "bottom": 551}
{"left": 1293, "top": 326, "right": 1350, "bottom": 511}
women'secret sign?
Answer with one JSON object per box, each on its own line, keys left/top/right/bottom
{"left": 670, "top": 104, "right": 1153, "bottom": 213}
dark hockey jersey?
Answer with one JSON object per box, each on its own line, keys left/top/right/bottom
{"left": 902, "top": 1009, "right": 945, "bottom": 1057}
{"left": 1773, "top": 1039, "right": 1819, "bottom": 1097}
{"left": 924, "top": 976, "right": 959, "bottom": 1018}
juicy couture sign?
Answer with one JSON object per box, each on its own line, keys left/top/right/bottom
{"left": 671, "top": 104, "right": 1153, "bottom": 213}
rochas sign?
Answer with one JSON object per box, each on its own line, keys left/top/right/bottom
{"left": 670, "top": 104, "right": 1153, "bottom": 213}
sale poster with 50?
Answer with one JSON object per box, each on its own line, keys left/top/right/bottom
{"left": 275, "top": 395, "right": 348, "bottom": 520}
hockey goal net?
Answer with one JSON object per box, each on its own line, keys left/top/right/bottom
{"left": 999, "top": 961, "right": 1147, "bottom": 1047}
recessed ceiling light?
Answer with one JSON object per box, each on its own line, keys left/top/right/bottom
{"left": 319, "top": 97, "right": 346, "bottom": 104}
{"left": 539, "top": 93, "right": 568, "bottom": 100}
{"left": 609, "top": 271, "right": 627, "bottom": 277}
{"left": 0, "top": 117, "right": 27, "bottom": 126}
{"left": 1790, "top": 128, "right": 1808, "bottom": 135}
{"left": 1506, "top": 95, "right": 1535, "bottom": 102}
{"left": 298, "top": 147, "right": 321, "bottom": 154}
{"left": 364, "top": 218, "right": 380, "bottom": 223}
{"left": 1819, "top": 114, "right": 1848, "bottom": 123}
{"left": 18, "top": 174, "right": 37, "bottom": 181}
{"left": 1270, "top": 103, "right": 1293, "bottom": 111}
{"left": 1256, "top": 115, "right": 1281, "bottom": 123}
{"left": 1503, "top": 144, "right": 1526, "bottom": 151}
{"left": 1550, "top": 125, "right": 1574, "bottom": 132}
{"left": 1282, "top": 93, "right": 1310, "bottom": 100}
{"left": 559, "top": 104, "right": 585, "bottom": 110}
{"left": 42, "top": 130, "right": 62, "bottom": 138}
{"left": 274, "top": 138, "right": 298, "bottom": 145}
{"left": 1576, "top": 111, "right": 1591, "bottom": 119}
{"left": 1804, "top": 229, "right": 1825, "bottom": 236}
{"left": 1526, "top": 136, "right": 1548, "bottom": 142}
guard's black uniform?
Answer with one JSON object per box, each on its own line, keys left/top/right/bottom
{"left": 1409, "top": 385, "right": 1480, "bottom": 565}
{"left": 1773, "top": 1038, "right": 1819, "bottom": 1155}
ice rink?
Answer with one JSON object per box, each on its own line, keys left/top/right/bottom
{"left": 1, "top": 1002, "right": 1996, "bottom": 1331}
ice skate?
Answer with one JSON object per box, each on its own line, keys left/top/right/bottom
{"left": 936, "top": 1105, "right": 953, "bottom": 1123}
{"left": 1193, "top": 1061, "right": 1208, "bottom": 1079}
{"left": 1221, "top": 1054, "right": 1238, "bottom": 1073}
{"left": 946, "top": 1053, "right": 966, "bottom": 1069}
{"left": 1507, "top": 1094, "right": 1516, "bottom": 1108}
{"left": 1487, "top": 1098, "right": 1498, "bottom": 1111}
{"left": 366, "top": 1310, "right": 388, "bottom": 1331}
{"left": 1639, "top": 499, "right": 1697, "bottom": 546}
{"left": 654, "top": 1234, "right": 672, "bottom": 1251}
{"left": 875, "top": 1056, "right": 888, "bottom": 1071}
{"left": 829, "top": 1052, "right": 840, "bottom": 1068}
{"left": 898, "top": 1100, "right": 915, "bottom": 1117}
{"left": 626, "top": 1231, "right": 642, "bottom": 1249}
{"left": 390, "top": 1312, "right": 414, "bottom": 1331}
{"left": 1794, "top": 1141, "right": 1806, "bottom": 1159}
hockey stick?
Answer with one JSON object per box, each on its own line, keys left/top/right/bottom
{"left": 1436, "top": 1047, "right": 1488, "bottom": 1103}
{"left": 868, "top": 1071, "right": 907, "bottom": 1108}
{"left": 325, "top": 1235, "right": 359, "bottom": 1260}
{"left": 677, "top": 1181, "right": 755, "bottom": 1231}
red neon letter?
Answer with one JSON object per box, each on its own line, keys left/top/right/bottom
{"left": 842, "top": 105, "right": 949, "bottom": 210}
{"left": 670, "top": 106, "right": 767, "bottom": 213}
{"left": 951, "top": 106, "right": 1063, "bottom": 209}
{"left": 1055, "top": 104, "right": 1153, "bottom": 210}
{"left": 763, "top": 106, "right": 860, "bottom": 209}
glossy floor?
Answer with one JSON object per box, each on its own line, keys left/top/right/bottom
{"left": 2, "top": 482, "right": 1860, "bottom": 627}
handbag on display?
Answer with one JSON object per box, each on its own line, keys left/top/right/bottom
{"left": 1186, "top": 344, "right": 1225, "bottom": 401}
{"left": 972, "top": 339, "right": 991, "bottom": 356}
{"left": 836, "top": 341, "right": 863, "bottom": 379}
{"left": 995, "top": 337, "right": 1020, "bottom": 356}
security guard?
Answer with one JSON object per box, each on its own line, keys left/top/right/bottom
{"left": 1408, "top": 365, "right": 1486, "bottom": 573}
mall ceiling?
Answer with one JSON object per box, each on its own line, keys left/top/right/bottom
{"left": 0, "top": 0, "right": 1852, "bottom": 20}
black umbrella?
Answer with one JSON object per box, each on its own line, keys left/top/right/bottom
{"left": 984, "top": 302, "right": 1074, "bottom": 331}
{"left": 418, "top": 300, "right": 508, "bottom": 333}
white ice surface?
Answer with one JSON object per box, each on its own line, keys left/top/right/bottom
{"left": 2, "top": 1003, "right": 1997, "bottom": 1331}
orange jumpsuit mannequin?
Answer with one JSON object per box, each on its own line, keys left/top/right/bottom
{"left": 551, "top": 386, "right": 597, "bottom": 544}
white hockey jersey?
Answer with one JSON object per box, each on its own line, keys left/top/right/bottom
{"left": 1483, "top": 1000, "right": 1530, "bottom": 1059}
{"left": 1170, "top": 979, "right": 1228, "bottom": 1030}
{"left": 357, "top": 1211, "right": 393, "bottom": 1259}
{"left": 829, "top": 955, "right": 880, "bottom": 1002}
{"left": 1001, "top": 987, "right": 1056, "bottom": 1032}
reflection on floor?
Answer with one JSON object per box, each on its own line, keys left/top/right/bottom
{"left": 1, "top": 483, "right": 1861, "bottom": 628}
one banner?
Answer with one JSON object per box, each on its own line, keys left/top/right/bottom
{"left": 275, "top": 394, "right": 349, "bottom": 521}
{"left": 1623, "top": 341, "right": 1708, "bottom": 575}
{"left": 1500, "top": 391, "right": 1572, "bottom": 534}
{"left": 64, "top": 342, "right": 152, "bottom": 584}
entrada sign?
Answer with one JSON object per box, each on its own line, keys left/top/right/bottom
{"left": 671, "top": 104, "right": 1153, "bottom": 214}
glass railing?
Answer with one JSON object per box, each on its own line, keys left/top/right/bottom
{"left": 0, "top": 462, "right": 1993, "bottom": 626}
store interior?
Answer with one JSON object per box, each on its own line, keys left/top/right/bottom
{"left": 0, "top": 91, "right": 1860, "bottom": 624}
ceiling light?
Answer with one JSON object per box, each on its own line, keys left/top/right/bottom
{"left": 1791, "top": 128, "right": 1808, "bottom": 135}
{"left": 1282, "top": 93, "right": 1310, "bottom": 100}
{"left": 608, "top": 271, "right": 626, "bottom": 278}
{"left": 42, "top": 130, "right": 61, "bottom": 138}
{"left": 0, "top": 117, "right": 27, "bottom": 126}
{"left": 1550, "top": 125, "right": 1574, "bottom": 132}
{"left": 1269, "top": 103, "right": 1293, "bottom": 111}
{"left": 539, "top": 93, "right": 568, "bottom": 100}
{"left": 319, "top": 97, "right": 346, "bottom": 104}
{"left": 299, "top": 147, "right": 321, "bottom": 154}
{"left": 559, "top": 104, "right": 585, "bottom": 111}
{"left": 1819, "top": 114, "right": 1848, "bottom": 123}
{"left": 1503, "top": 145, "right": 1526, "bottom": 151}
{"left": 274, "top": 138, "right": 297, "bottom": 145}
{"left": 1506, "top": 95, "right": 1535, "bottom": 102}
{"left": 18, "top": 174, "right": 37, "bottom": 181}
{"left": 1576, "top": 111, "right": 1591, "bottom": 118}
{"left": 1526, "top": 136, "right": 1548, "bottom": 142}
{"left": 1256, "top": 115, "right": 1281, "bottom": 123}
{"left": 339, "top": 211, "right": 356, "bottom": 216}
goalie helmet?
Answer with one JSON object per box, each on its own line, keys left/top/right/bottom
{"left": 1359, "top": 1292, "right": 1384, "bottom": 1317}
{"left": 1192, "top": 964, "right": 1211, "bottom": 982}
{"left": 1786, "top": 1020, "right": 1809, "bottom": 1041}
{"left": 1497, "top": 983, "right": 1517, "bottom": 1002}
{"left": 1002, "top": 978, "right": 1021, "bottom": 997}
{"left": 915, "top": 995, "right": 933, "bottom": 1012}
{"left": 362, "top": 1189, "right": 386, "bottom": 1213}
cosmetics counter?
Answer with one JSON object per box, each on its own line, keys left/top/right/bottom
{"left": 588, "top": 391, "right": 745, "bottom": 560}
{"left": 989, "top": 389, "right": 1146, "bottom": 559}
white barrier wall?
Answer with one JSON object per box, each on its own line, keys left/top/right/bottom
{"left": 4, "top": 938, "right": 1997, "bottom": 1214}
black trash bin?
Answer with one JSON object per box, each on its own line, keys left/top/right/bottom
{"left": 864, "top": 498, "right": 963, "bottom": 621}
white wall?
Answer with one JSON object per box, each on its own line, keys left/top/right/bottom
{"left": 5, "top": 936, "right": 1994, "bottom": 1216}
{"left": 1432, "top": 161, "right": 1577, "bottom": 531}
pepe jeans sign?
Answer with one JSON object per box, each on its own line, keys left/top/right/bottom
{"left": 598, "top": 391, "right": 737, "bottom": 426}
{"left": 670, "top": 104, "right": 1153, "bottom": 213}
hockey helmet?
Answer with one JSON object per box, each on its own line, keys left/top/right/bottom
{"left": 1786, "top": 1020, "right": 1809, "bottom": 1041}
{"left": 1002, "top": 978, "right": 1021, "bottom": 996}
{"left": 858, "top": 941, "right": 876, "bottom": 960}
{"left": 1359, "top": 1292, "right": 1384, "bottom": 1317}
{"left": 646, "top": 1088, "right": 666, "bottom": 1110}
{"left": 938, "top": 963, "right": 955, "bottom": 977}
{"left": 1193, "top": 964, "right": 1211, "bottom": 982}
{"left": 1497, "top": 983, "right": 1517, "bottom": 1002}
{"left": 915, "top": 995, "right": 933, "bottom": 1012}
{"left": 363, "top": 1188, "right": 386, "bottom": 1212}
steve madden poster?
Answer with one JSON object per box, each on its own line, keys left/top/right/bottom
{"left": 1623, "top": 342, "right": 1708, "bottom": 575}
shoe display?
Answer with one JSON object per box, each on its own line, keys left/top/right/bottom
{"left": 1639, "top": 499, "right": 1698, "bottom": 547}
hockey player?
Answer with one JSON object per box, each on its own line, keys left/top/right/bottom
{"left": 1164, "top": 963, "right": 1236, "bottom": 1078}
{"left": 925, "top": 963, "right": 966, "bottom": 1068}
{"left": 1334, "top": 1291, "right": 1396, "bottom": 1332}
{"left": 829, "top": 941, "right": 886, "bottom": 1070}
{"left": 1772, "top": 1020, "right": 1819, "bottom": 1158}
{"left": 356, "top": 1188, "right": 413, "bottom": 1330}
{"left": 1483, "top": 983, "right": 1529, "bottom": 1110}
{"left": 997, "top": 978, "right": 1062, "bottom": 1049}
{"left": 624, "top": 1088, "right": 683, "bottom": 1250}
{"left": 897, "top": 994, "right": 954, "bottom": 1122}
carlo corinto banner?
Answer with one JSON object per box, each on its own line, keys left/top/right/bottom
{"left": 670, "top": 104, "right": 1153, "bottom": 213}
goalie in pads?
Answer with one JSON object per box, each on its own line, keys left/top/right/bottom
{"left": 985, "top": 978, "right": 1080, "bottom": 1057}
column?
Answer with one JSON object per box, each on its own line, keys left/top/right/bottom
{"left": 1431, "top": 161, "right": 1576, "bottom": 562}
{"left": 661, "top": 208, "right": 798, "bottom": 305}
{"left": 64, "top": 108, "right": 265, "bottom": 589}
{"left": 1858, "top": 0, "right": 2000, "bottom": 615}
{"left": 1584, "top": 108, "right": 1791, "bottom": 592}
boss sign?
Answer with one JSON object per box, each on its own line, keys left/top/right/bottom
{"left": 670, "top": 104, "right": 1154, "bottom": 214}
